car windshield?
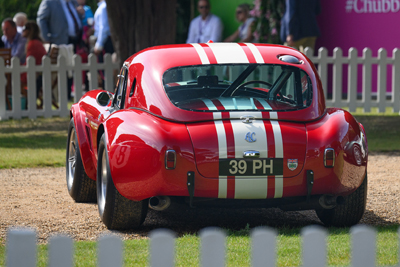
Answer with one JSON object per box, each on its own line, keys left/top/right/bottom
{"left": 163, "top": 64, "right": 312, "bottom": 112}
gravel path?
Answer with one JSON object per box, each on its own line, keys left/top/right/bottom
{"left": 1, "top": 152, "right": 399, "bottom": 244}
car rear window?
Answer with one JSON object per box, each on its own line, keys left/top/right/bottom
{"left": 163, "top": 64, "right": 313, "bottom": 112}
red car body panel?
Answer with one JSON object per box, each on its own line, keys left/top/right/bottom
{"left": 70, "top": 43, "right": 367, "bottom": 204}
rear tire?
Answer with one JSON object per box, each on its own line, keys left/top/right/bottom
{"left": 316, "top": 173, "right": 368, "bottom": 227}
{"left": 97, "top": 134, "right": 148, "bottom": 230}
{"left": 66, "top": 118, "right": 96, "bottom": 202}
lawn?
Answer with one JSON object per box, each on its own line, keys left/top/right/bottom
{"left": 0, "top": 114, "right": 398, "bottom": 169}
{"left": 0, "top": 117, "right": 69, "bottom": 169}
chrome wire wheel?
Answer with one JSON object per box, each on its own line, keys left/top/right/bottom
{"left": 67, "top": 129, "right": 76, "bottom": 191}
{"left": 98, "top": 149, "right": 108, "bottom": 216}
{"left": 66, "top": 118, "right": 96, "bottom": 202}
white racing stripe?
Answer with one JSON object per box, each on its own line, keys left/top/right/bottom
{"left": 245, "top": 43, "right": 265, "bottom": 63}
{"left": 207, "top": 43, "right": 249, "bottom": 64}
{"left": 203, "top": 99, "right": 218, "bottom": 110}
{"left": 191, "top": 43, "right": 285, "bottom": 199}
{"left": 230, "top": 112, "right": 269, "bottom": 199}
{"left": 218, "top": 177, "right": 228, "bottom": 198}
{"left": 270, "top": 112, "right": 284, "bottom": 198}
{"left": 256, "top": 99, "right": 273, "bottom": 110}
{"left": 214, "top": 112, "right": 228, "bottom": 198}
{"left": 191, "top": 43, "right": 210, "bottom": 64}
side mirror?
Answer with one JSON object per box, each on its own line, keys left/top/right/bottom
{"left": 96, "top": 91, "right": 113, "bottom": 107}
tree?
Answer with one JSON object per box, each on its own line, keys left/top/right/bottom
{"left": 105, "top": 0, "right": 177, "bottom": 65}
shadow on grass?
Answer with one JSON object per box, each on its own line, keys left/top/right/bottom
{"left": 111, "top": 205, "right": 399, "bottom": 237}
{"left": 0, "top": 117, "right": 69, "bottom": 134}
{"left": 0, "top": 133, "right": 67, "bottom": 149}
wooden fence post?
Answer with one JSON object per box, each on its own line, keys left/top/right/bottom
{"left": 88, "top": 54, "right": 99, "bottom": 91}
{"left": 48, "top": 235, "right": 73, "bottom": 267}
{"left": 351, "top": 225, "right": 376, "bottom": 267}
{"left": 6, "top": 228, "right": 36, "bottom": 267}
{"left": 57, "top": 55, "right": 69, "bottom": 117}
{"left": 98, "top": 234, "right": 123, "bottom": 267}
{"left": 302, "top": 225, "right": 327, "bottom": 267}
{"left": 42, "top": 56, "right": 53, "bottom": 118}
{"left": 200, "top": 227, "right": 226, "bottom": 267}
{"left": 150, "top": 229, "right": 176, "bottom": 267}
{"left": 332, "top": 47, "right": 344, "bottom": 108}
{"left": 392, "top": 48, "right": 400, "bottom": 113}
{"left": 251, "top": 226, "right": 277, "bottom": 267}
{"left": 362, "top": 48, "right": 373, "bottom": 112}
{"left": 72, "top": 54, "right": 83, "bottom": 103}
{"left": 377, "top": 48, "right": 388, "bottom": 113}
{"left": 104, "top": 54, "right": 115, "bottom": 92}
{"left": 10, "top": 57, "right": 22, "bottom": 119}
{"left": 0, "top": 57, "right": 7, "bottom": 120}
{"left": 318, "top": 47, "right": 329, "bottom": 101}
{"left": 348, "top": 48, "right": 358, "bottom": 112}
{"left": 25, "top": 57, "right": 36, "bottom": 118}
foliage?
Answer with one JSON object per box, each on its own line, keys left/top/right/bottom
{"left": 0, "top": 0, "right": 98, "bottom": 26}
{"left": 249, "top": 0, "right": 285, "bottom": 44}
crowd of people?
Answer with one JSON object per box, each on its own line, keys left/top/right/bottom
{"left": 187, "top": 0, "right": 321, "bottom": 52}
{"left": 1, "top": 0, "right": 113, "bottom": 103}
{"left": 1, "top": 0, "right": 320, "bottom": 106}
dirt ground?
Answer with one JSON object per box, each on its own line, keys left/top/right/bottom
{"left": 1, "top": 152, "right": 399, "bottom": 244}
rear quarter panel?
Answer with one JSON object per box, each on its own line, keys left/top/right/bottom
{"left": 303, "top": 108, "right": 367, "bottom": 196}
{"left": 103, "top": 109, "right": 196, "bottom": 201}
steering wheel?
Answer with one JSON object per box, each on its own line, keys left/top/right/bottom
{"left": 229, "top": 80, "right": 273, "bottom": 96}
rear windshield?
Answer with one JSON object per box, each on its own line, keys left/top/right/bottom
{"left": 163, "top": 64, "right": 312, "bottom": 112}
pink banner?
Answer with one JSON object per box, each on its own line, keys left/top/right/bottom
{"left": 317, "top": 0, "right": 400, "bottom": 56}
{"left": 316, "top": 0, "right": 400, "bottom": 94}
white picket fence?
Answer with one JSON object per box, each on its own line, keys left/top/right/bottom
{"left": 1, "top": 47, "right": 400, "bottom": 120}
{"left": 0, "top": 53, "right": 118, "bottom": 120}
{"left": 304, "top": 47, "right": 400, "bottom": 113}
{"left": 4, "top": 225, "right": 396, "bottom": 267}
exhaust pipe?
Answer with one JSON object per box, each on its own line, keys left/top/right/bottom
{"left": 319, "top": 195, "right": 345, "bottom": 209}
{"left": 149, "top": 196, "right": 171, "bottom": 211}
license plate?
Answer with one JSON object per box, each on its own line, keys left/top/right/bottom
{"left": 219, "top": 158, "right": 283, "bottom": 176}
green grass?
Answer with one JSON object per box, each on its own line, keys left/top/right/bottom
{"left": 0, "top": 113, "right": 399, "bottom": 169}
{"left": 354, "top": 115, "right": 400, "bottom": 152}
{"left": 1, "top": 226, "right": 398, "bottom": 266}
{"left": 0, "top": 117, "right": 69, "bottom": 169}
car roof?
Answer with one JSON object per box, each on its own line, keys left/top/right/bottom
{"left": 123, "top": 43, "right": 325, "bottom": 122}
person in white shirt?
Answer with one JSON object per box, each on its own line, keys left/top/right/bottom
{"left": 186, "top": 0, "right": 223, "bottom": 43}
{"left": 224, "top": 3, "right": 255, "bottom": 43}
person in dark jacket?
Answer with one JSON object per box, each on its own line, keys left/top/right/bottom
{"left": 280, "top": 0, "right": 321, "bottom": 52}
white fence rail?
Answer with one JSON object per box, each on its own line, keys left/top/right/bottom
{"left": 4, "top": 225, "right": 396, "bottom": 267}
{"left": 1, "top": 47, "right": 400, "bottom": 120}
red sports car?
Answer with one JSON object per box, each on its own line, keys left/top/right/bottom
{"left": 66, "top": 43, "right": 368, "bottom": 230}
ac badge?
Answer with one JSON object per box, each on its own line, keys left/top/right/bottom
{"left": 287, "top": 159, "right": 298, "bottom": 171}
{"left": 245, "top": 132, "right": 256, "bottom": 143}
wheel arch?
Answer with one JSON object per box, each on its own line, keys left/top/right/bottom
{"left": 70, "top": 104, "right": 97, "bottom": 180}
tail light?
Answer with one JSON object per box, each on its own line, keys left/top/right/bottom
{"left": 165, "top": 150, "right": 176, "bottom": 169}
{"left": 324, "top": 148, "right": 335, "bottom": 168}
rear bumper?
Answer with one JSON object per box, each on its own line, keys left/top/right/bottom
{"left": 114, "top": 164, "right": 366, "bottom": 204}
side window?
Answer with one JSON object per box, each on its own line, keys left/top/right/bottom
{"left": 113, "top": 67, "right": 128, "bottom": 109}
{"left": 129, "top": 78, "right": 136, "bottom": 97}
